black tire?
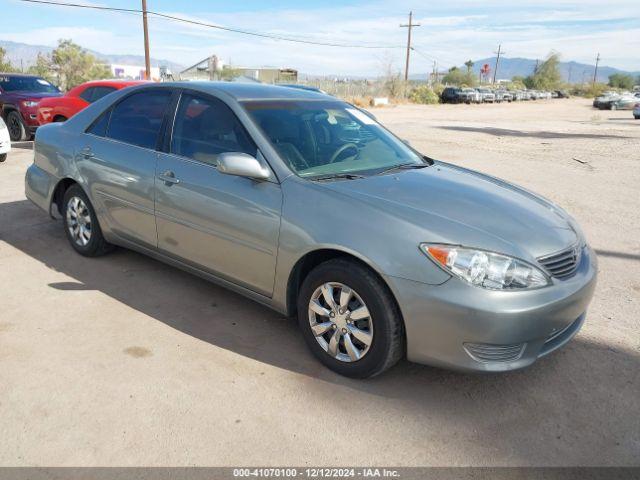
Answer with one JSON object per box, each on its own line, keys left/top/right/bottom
{"left": 6, "top": 111, "right": 28, "bottom": 141}
{"left": 62, "top": 184, "right": 114, "bottom": 257}
{"left": 0, "top": 153, "right": 6, "bottom": 163}
{"left": 634, "top": 115, "right": 640, "bottom": 120}
{"left": 297, "top": 259, "right": 404, "bottom": 378}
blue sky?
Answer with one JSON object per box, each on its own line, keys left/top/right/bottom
{"left": 2, "top": 0, "right": 639, "bottom": 75}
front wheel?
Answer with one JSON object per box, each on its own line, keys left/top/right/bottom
{"left": 6, "top": 111, "right": 28, "bottom": 141}
{"left": 0, "top": 153, "right": 6, "bottom": 163}
{"left": 297, "top": 259, "right": 404, "bottom": 378}
{"left": 634, "top": 115, "right": 640, "bottom": 120}
{"left": 62, "top": 184, "right": 114, "bottom": 257}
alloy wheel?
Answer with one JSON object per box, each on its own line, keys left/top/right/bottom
{"left": 308, "top": 282, "right": 373, "bottom": 362}
{"left": 8, "top": 115, "right": 22, "bottom": 140}
{"left": 66, "top": 196, "right": 92, "bottom": 246}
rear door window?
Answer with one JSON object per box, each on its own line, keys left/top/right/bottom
{"left": 80, "top": 86, "right": 117, "bottom": 103}
{"left": 79, "top": 87, "right": 95, "bottom": 103}
{"left": 106, "top": 90, "right": 172, "bottom": 149}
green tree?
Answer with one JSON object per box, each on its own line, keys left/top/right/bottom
{"left": 442, "top": 66, "right": 476, "bottom": 87}
{"left": 50, "top": 39, "right": 111, "bottom": 90}
{"left": 608, "top": 73, "right": 634, "bottom": 90}
{"left": 409, "top": 85, "right": 438, "bottom": 104}
{"left": 524, "top": 53, "right": 562, "bottom": 90}
{"left": 27, "top": 53, "right": 55, "bottom": 82}
{"left": 464, "top": 60, "right": 474, "bottom": 73}
{"left": 0, "top": 47, "right": 18, "bottom": 72}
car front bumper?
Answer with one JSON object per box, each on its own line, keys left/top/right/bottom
{"left": 0, "top": 129, "right": 10, "bottom": 154}
{"left": 387, "top": 245, "right": 597, "bottom": 372}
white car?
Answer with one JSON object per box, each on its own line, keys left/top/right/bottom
{"left": 0, "top": 117, "right": 11, "bottom": 162}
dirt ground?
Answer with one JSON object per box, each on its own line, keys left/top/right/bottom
{"left": 0, "top": 98, "right": 638, "bottom": 467}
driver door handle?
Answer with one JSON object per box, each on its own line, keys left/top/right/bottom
{"left": 158, "top": 170, "right": 180, "bottom": 185}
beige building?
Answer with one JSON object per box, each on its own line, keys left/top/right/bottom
{"left": 179, "top": 55, "right": 297, "bottom": 83}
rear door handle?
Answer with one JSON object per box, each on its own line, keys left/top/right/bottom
{"left": 80, "top": 147, "right": 94, "bottom": 158}
{"left": 158, "top": 170, "right": 180, "bottom": 185}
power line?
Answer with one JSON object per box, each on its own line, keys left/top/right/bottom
{"left": 17, "top": 0, "right": 404, "bottom": 49}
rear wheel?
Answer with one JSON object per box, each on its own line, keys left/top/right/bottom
{"left": 297, "top": 259, "right": 404, "bottom": 378}
{"left": 62, "top": 184, "right": 114, "bottom": 257}
{"left": 6, "top": 111, "right": 28, "bottom": 141}
{"left": 0, "top": 153, "right": 6, "bottom": 163}
{"left": 634, "top": 115, "right": 639, "bottom": 120}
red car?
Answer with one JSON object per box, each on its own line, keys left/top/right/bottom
{"left": 37, "top": 80, "right": 145, "bottom": 125}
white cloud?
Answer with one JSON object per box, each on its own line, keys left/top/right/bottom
{"left": 3, "top": 0, "right": 639, "bottom": 75}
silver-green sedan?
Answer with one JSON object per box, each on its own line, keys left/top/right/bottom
{"left": 25, "top": 83, "right": 597, "bottom": 377}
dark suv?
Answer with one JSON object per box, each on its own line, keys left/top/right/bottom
{"left": 0, "top": 73, "right": 61, "bottom": 141}
{"left": 440, "top": 87, "right": 462, "bottom": 104}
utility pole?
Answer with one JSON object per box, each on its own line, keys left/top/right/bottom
{"left": 142, "top": 0, "right": 151, "bottom": 80}
{"left": 593, "top": 53, "right": 600, "bottom": 84}
{"left": 492, "top": 44, "right": 503, "bottom": 84}
{"left": 400, "top": 11, "right": 421, "bottom": 82}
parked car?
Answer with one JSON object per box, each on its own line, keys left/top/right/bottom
{"left": 0, "top": 116, "right": 10, "bottom": 162}
{"left": 440, "top": 87, "right": 462, "bottom": 104}
{"left": 611, "top": 95, "right": 639, "bottom": 110}
{"left": 555, "top": 90, "right": 570, "bottom": 99}
{"left": 37, "top": 80, "right": 144, "bottom": 125}
{"left": 0, "top": 73, "right": 61, "bottom": 141}
{"left": 477, "top": 88, "right": 495, "bottom": 103}
{"left": 25, "top": 83, "right": 597, "bottom": 378}
{"left": 593, "top": 93, "right": 620, "bottom": 109}
{"left": 633, "top": 103, "right": 640, "bottom": 119}
{"left": 458, "top": 88, "right": 481, "bottom": 104}
{"left": 496, "top": 90, "right": 513, "bottom": 102}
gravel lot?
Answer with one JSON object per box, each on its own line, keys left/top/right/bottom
{"left": 0, "top": 98, "right": 638, "bottom": 467}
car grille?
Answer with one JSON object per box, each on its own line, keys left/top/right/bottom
{"left": 537, "top": 246, "right": 581, "bottom": 279}
{"left": 463, "top": 342, "right": 526, "bottom": 363}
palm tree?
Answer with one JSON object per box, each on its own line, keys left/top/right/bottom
{"left": 464, "top": 60, "right": 474, "bottom": 73}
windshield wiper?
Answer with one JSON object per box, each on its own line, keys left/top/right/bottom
{"left": 376, "top": 162, "right": 430, "bottom": 176}
{"left": 310, "top": 173, "right": 366, "bottom": 182}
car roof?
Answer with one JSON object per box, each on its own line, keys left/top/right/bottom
{"left": 79, "top": 79, "right": 148, "bottom": 87}
{"left": 0, "top": 72, "right": 42, "bottom": 78}
{"left": 154, "top": 81, "right": 334, "bottom": 101}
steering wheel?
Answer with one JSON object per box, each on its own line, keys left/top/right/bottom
{"left": 328, "top": 143, "right": 359, "bottom": 164}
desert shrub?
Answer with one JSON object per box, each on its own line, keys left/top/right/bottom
{"left": 409, "top": 85, "right": 439, "bottom": 104}
{"left": 570, "top": 83, "right": 608, "bottom": 98}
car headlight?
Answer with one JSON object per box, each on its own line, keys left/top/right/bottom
{"left": 420, "top": 243, "right": 550, "bottom": 290}
{"left": 22, "top": 101, "right": 39, "bottom": 107}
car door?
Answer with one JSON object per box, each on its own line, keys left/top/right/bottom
{"left": 78, "top": 88, "right": 173, "bottom": 249}
{"left": 155, "top": 91, "right": 282, "bottom": 297}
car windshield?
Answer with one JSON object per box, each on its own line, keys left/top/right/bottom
{"left": 242, "top": 100, "right": 425, "bottom": 178}
{"left": 0, "top": 75, "right": 59, "bottom": 93}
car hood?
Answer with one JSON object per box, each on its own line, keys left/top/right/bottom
{"left": 319, "top": 163, "right": 578, "bottom": 259}
{"left": 5, "top": 91, "right": 61, "bottom": 101}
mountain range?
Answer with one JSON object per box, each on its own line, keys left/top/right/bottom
{"left": 412, "top": 56, "right": 640, "bottom": 84}
{"left": 0, "top": 40, "right": 184, "bottom": 73}
{"left": 2, "top": 40, "right": 639, "bottom": 84}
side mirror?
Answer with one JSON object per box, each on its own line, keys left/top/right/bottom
{"left": 217, "top": 152, "right": 270, "bottom": 180}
